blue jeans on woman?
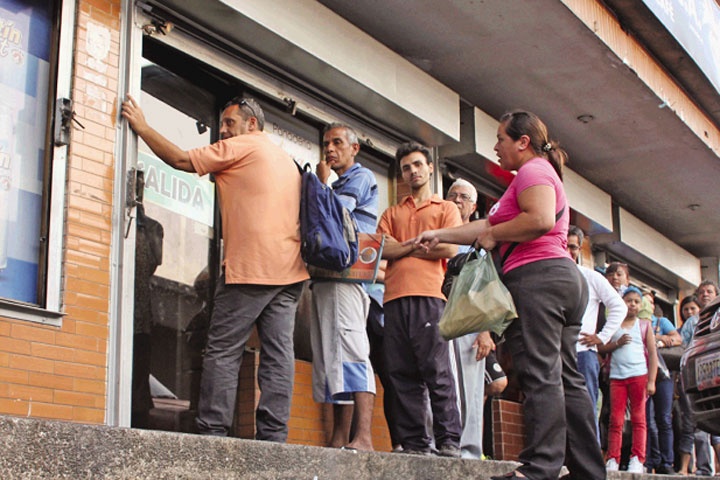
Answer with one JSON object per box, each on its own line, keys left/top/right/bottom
{"left": 645, "top": 376, "right": 674, "bottom": 471}
{"left": 576, "top": 350, "right": 600, "bottom": 443}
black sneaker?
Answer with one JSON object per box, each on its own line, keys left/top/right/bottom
{"left": 437, "top": 444, "right": 461, "bottom": 458}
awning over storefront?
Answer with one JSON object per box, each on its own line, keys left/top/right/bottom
{"left": 137, "top": 0, "right": 703, "bottom": 294}
{"left": 139, "top": 0, "right": 460, "bottom": 146}
{"left": 591, "top": 207, "right": 701, "bottom": 295}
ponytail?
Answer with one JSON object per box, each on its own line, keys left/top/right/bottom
{"left": 500, "top": 111, "right": 567, "bottom": 179}
{"left": 544, "top": 140, "right": 568, "bottom": 180}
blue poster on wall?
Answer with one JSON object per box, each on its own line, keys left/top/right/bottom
{"left": 0, "top": 0, "right": 52, "bottom": 304}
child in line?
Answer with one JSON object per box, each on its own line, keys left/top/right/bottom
{"left": 598, "top": 285, "right": 658, "bottom": 473}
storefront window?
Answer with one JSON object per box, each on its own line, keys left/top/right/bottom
{"left": 0, "top": 0, "right": 55, "bottom": 304}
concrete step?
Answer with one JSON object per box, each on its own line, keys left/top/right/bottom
{"left": 0, "top": 416, "right": 707, "bottom": 479}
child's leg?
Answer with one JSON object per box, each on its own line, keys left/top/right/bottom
{"left": 608, "top": 378, "right": 629, "bottom": 461}
{"left": 627, "top": 374, "right": 649, "bottom": 463}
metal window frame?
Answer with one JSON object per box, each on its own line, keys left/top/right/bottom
{"left": 0, "top": 0, "right": 75, "bottom": 326}
{"left": 106, "top": 0, "right": 143, "bottom": 427}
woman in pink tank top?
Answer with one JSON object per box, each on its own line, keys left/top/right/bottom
{"left": 408, "top": 111, "right": 606, "bottom": 480}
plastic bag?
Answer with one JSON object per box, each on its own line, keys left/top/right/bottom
{"left": 439, "top": 250, "right": 518, "bottom": 340}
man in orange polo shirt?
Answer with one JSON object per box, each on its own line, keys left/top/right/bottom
{"left": 122, "top": 95, "right": 308, "bottom": 441}
{"left": 377, "top": 142, "right": 462, "bottom": 456}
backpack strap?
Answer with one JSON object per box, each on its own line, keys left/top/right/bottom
{"left": 294, "top": 160, "right": 311, "bottom": 176}
{"left": 640, "top": 319, "right": 649, "bottom": 344}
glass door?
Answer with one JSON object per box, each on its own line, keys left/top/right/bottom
{"left": 131, "top": 56, "right": 218, "bottom": 432}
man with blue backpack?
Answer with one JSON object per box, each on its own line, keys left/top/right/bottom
{"left": 309, "top": 123, "right": 379, "bottom": 451}
{"left": 122, "top": 95, "right": 308, "bottom": 442}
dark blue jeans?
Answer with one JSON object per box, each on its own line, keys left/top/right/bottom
{"left": 645, "top": 376, "right": 674, "bottom": 469}
{"left": 577, "top": 350, "right": 600, "bottom": 443}
{"left": 679, "top": 382, "right": 714, "bottom": 474}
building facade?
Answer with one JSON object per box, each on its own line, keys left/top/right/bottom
{"left": 0, "top": 0, "right": 718, "bottom": 453}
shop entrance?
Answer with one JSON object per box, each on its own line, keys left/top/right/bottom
{"left": 131, "top": 41, "right": 225, "bottom": 431}
{"left": 127, "top": 37, "right": 327, "bottom": 434}
{"left": 126, "top": 33, "right": 396, "bottom": 437}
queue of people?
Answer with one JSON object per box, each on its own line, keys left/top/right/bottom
{"left": 122, "top": 95, "right": 714, "bottom": 479}
{"left": 591, "top": 259, "right": 718, "bottom": 475}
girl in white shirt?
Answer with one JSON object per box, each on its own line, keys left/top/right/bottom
{"left": 598, "top": 286, "right": 657, "bottom": 473}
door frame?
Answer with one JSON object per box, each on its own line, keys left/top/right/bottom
{"left": 107, "top": 0, "right": 144, "bottom": 427}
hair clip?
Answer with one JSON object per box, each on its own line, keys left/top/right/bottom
{"left": 542, "top": 142, "right": 552, "bottom": 152}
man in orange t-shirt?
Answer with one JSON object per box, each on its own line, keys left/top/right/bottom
{"left": 122, "top": 95, "right": 308, "bottom": 441}
{"left": 377, "top": 142, "right": 462, "bottom": 456}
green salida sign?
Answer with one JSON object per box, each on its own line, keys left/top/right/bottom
{"left": 139, "top": 151, "right": 214, "bottom": 227}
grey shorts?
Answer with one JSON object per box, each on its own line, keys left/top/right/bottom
{"left": 310, "top": 282, "right": 375, "bottom": 403}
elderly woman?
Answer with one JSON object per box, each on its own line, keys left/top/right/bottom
{"left": 408, "top": 111, "right": 604, "bottom": 480}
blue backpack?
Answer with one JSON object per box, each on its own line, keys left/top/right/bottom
{"left": 296, "top": 162, "right": 359, "bottom": 271}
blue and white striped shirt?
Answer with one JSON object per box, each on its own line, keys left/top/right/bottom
{"left": 331, "top": 162, "right": 378, "bottom": 234}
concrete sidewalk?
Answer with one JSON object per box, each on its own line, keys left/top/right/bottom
{"left": 0, "top": 416, "right": 707, "bottom": 479}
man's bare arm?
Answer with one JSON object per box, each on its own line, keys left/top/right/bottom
{"left": 409, "top": 243, "right": 458, "bottom": 259}
{"left": 381, "top": 235, "right": 414, "bottom": 259}
{"left": 121, "top": 94, "right": 195, "bottom": 172}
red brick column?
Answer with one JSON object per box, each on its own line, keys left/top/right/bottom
{"left": 492, "top": 398, "right": 526, "bottom": 461}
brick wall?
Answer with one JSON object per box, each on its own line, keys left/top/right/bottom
{"left": 287, "top": 357, "right": 329, "bottom": 446}
{"left": 234, "top": 351, "right": 392, "bottom": 451}
{"left": 0, "top": 0, "right": 121, "bottom": 424}
{"left": 396, "top": 181, "right": 411, "bottom": 204}
{"left": 492, "top": 398, "right": 525, "bottom": 461}
{"left": 233, "top": 350, "right": 260, "bottom": 439}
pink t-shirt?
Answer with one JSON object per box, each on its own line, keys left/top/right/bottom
{"left": 488, "top": 157, "right": 570, "bottom": 273}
